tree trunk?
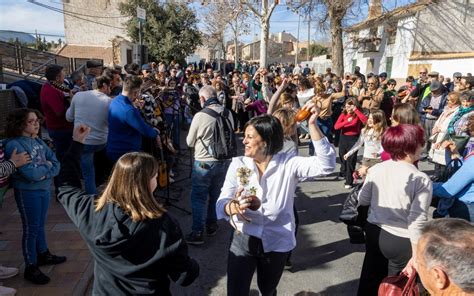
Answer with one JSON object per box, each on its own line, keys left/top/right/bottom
{"left": 330, "top": 16, "right": 344, "bottom": 77}
{"left": 234, "top": 19, "right": 239, "bottom": 69}
{"left": 259, "top": 0, "right": 269, "bottom": 67}
{"left": 260, "top": 21, "right": 269, "bottom": 67}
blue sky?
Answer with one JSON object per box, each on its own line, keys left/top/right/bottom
{"left": 0, "top": 0, "right": 414, "bottom": 43}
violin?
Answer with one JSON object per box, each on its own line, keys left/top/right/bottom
{"left": 295, "top": 98, "right": 322, "bottom": 122}
{"left": 397, "top": 89, "right": 410, "bottom": 98}
{"left": 295, "top": 108, "right": 311, "bottom": 122}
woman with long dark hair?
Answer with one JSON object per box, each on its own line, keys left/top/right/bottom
{"left": 334, "top": 97, "right": 368, "bottom": 188}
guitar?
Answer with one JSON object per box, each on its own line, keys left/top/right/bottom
{"left": 158, "top": 146, "right": 168, "bottom": 188}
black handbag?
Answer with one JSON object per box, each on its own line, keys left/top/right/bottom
{"left": 339, "top": 183, "right": 369, "bottom": 244}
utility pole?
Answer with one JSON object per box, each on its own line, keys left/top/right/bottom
{"left": 137, "top": 6, "right": 146, "bottom": 66}
{"left": 294, "top": 13, "right": 300, "bottom": 66}
{"left": 307, "top": 17, "right": 310, "bottom": 62}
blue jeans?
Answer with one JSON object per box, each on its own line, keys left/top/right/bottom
{"left": 190, "top": 160, "right": 230, "bottom": 232}
{"left": 48, "top": 129, "right": 72, "bottom": 194}
{"left": 309, "top": 118, "right": 333, "bottom": 155}
{"left": 48, "top": 129, "right": 72, "bottom": 163}
{"left": 81, "top": 143, "right": 106, "bottom": 195}
{"left": 165, "top": 113, "right": 180, "bottom": 149}
{"left": 14, "top": 188, "right": 50, "bottom": 265}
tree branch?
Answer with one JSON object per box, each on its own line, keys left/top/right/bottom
{"left": 265, "top": 0, "right": 278, "bottom": 22}
{"left": 241, "top": 1, "right": 263, "bottom": 19}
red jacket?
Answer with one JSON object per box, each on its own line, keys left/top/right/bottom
{"left": 40, "top": 83, "right": 73, "bottom": 131}
{"left": 334, "top": 108, "right": 367, "bottom": 136}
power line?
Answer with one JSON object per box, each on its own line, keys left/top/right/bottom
{"left": 48, "top": 0, "right": 124, "bottom": 18}
{"left": 27, "top": 0, "right": 126, "bottom": 30}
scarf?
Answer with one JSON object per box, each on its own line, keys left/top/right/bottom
{"left": 447, "top": 105, "right": 474, "bottom": 135}
{"left": 49, "top": 80, "right": 71, "bottom": 93}
{"left": 202, "top": 97, "right": 221, "bottom": 108}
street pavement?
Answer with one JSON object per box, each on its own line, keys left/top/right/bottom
{"left": 0, "top": 135, "right": 435, "bottom": 296}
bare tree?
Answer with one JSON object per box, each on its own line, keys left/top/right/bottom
{"left": 325, "top": 0, "right": 354, "bottom": 77}
{"left": 201, "top": 1, "right": 250, "bottom": 69}
{"left": 241, "top": 0, "right": 279, "bottom": 67}
{"left": 294, "top": 0, "right": 356, "bottom": 77}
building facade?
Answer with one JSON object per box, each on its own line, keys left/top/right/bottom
{"left": 343, "top": 0, "right": 474, "bottom": 82}
{"left": 60, "top": 0, "right": 136, "bottom": 66}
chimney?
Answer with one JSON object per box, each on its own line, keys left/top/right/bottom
{"left": 368, "top": 0, "right": 382, "bottom": 19}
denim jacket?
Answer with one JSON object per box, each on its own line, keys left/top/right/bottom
{"left": 418, "top": 92, "right": 448, "bottom": 120}
{"left": 5, "top": 136, "right": 60, "bottom": 190}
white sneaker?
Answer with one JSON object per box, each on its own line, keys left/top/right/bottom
{"left": 0, "top": 285, "right": 16, "bottom": 296}
{"left": 344, "top": 185, "right": 353, "bottom": 189}
{"left": 0, "top": 266, "right": 18, "bottom": 280}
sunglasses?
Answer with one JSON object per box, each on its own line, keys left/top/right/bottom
{"left": 367, "top": 83, "right": 375, "bottom": 86}
{"left": 419, "top": 72, "right": 427, "bottom": 75}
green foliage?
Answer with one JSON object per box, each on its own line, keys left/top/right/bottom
{"left": 119, "top": 0, "right": 202, "bottom": 64}
{"left": 301, "top": 43, "right": 329, "bottom": 58}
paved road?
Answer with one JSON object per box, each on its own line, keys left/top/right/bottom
{"left": 166, "top": 137, "right": 435, "bottom": 296}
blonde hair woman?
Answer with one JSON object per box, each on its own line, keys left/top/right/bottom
{"left": 58, "top": 125, "right": 199, "bottom": 295}
{"left": 429, "top": 92, "right": 462, "bottom": 179}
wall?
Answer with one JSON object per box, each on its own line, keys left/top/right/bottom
{"left": 63, "top": 0, "right": 129, "bottom": 46}
{"left": 343, "top": 15, "right": 417, "bottom": 80}
{"left": 412, "top": 0, "right": 474, "bottom": 54}
{"left": 409, "top": 57, "right": 474, "bottom": 78}
{"left": 344, "top": 0, "right": 474, "bottom": 80}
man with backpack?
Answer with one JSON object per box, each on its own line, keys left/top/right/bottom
{"left": 185, "top": 85, "right": 236, "bottom": 245}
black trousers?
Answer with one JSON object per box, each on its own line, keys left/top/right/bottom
{"left": 357, "top": 222, "right": 412, "bottom": 296}
{"left": 227, "top": 232, "right": 289, "bottom": 296}
{"left": 338, "top": 134, "right": 359, "bottom": 186}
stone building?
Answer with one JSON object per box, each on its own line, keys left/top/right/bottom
{"left": 343, "top": 0, "right": 474, "bottom": 82}
{"left": 58, "top": 0, "right": 136, "bottom": 66}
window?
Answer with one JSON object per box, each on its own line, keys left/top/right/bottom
{"left": 352, "top": 59, "right": 357, "bottom": 73}
{"left": 387, "top": 28, "right": 397, "bottom": 45}
{"left": 367, "top": 58, "right": 375, "bottom": 73}
{"left": 126, "top": 49, "right": 132, "bottom": 64}
{"left": 386, "top": 57, "right": 393, "bottom": 78}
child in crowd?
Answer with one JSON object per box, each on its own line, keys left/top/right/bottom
{"left": 344, "top": 109, "right": 387, "bottom": 178}
{"left": 4, "top": 109, "right": 66, "bottom": 285}
{"left": 334, "top": 97, "right": 368, "bottom": 188}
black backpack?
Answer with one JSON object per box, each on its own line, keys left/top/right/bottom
{"left": 199, "top": 107, "right": 237, "bottom": 160}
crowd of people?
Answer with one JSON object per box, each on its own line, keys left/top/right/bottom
{"left": 0, "top": 58, "right": 473, "bottom": 296}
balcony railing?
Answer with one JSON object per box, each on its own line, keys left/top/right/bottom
{"left": 352, "top": 36, "right": 382, "bottom": 53}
